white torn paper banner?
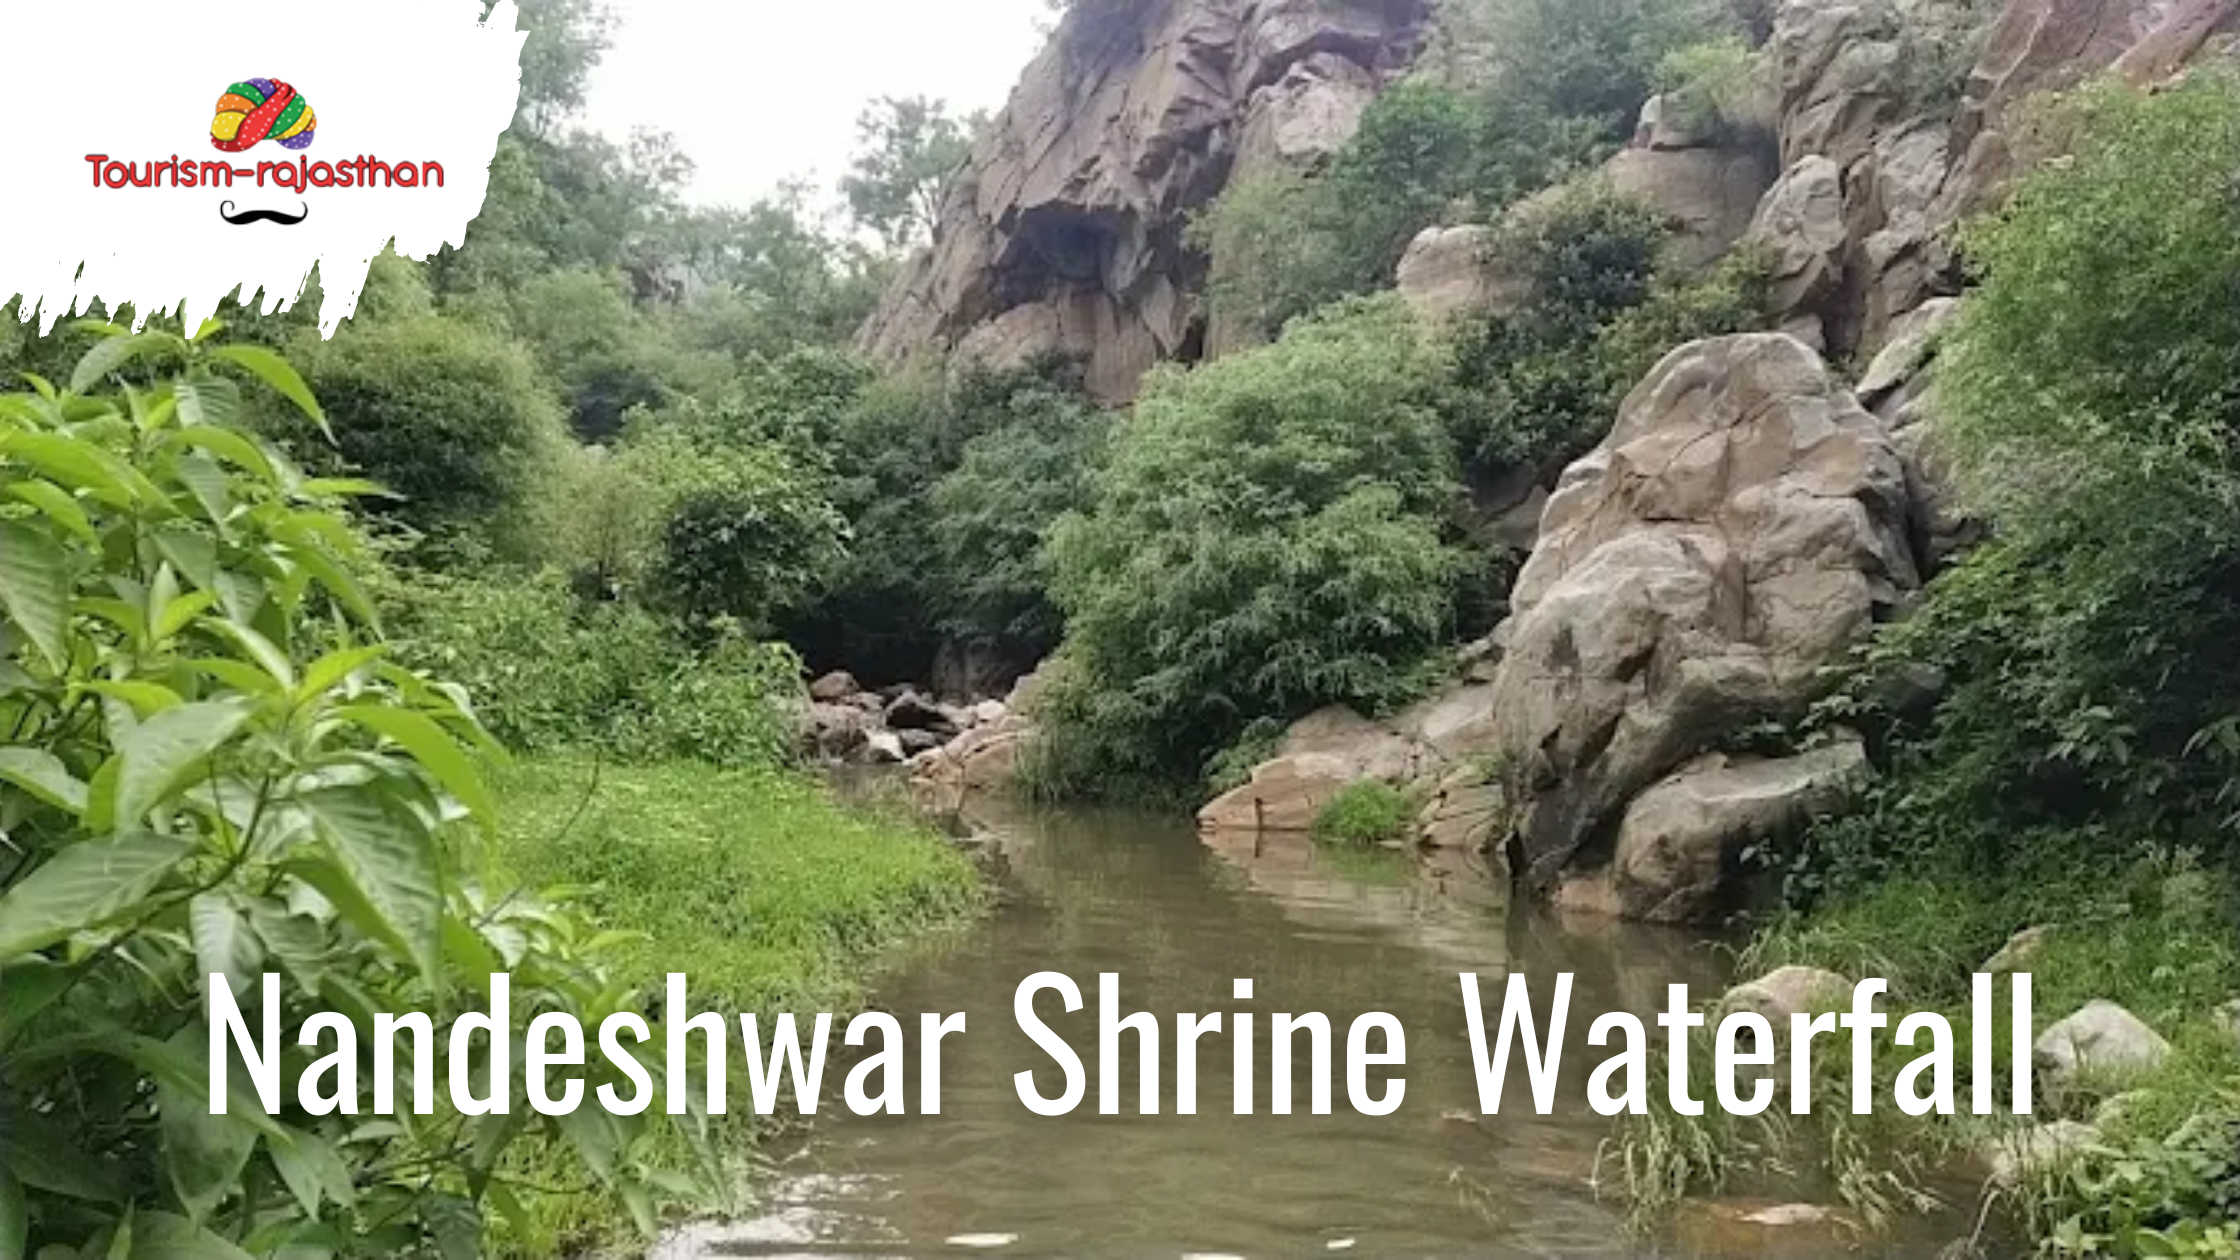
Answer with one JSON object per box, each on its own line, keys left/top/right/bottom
{"left": 0, "top": 0, "right": 526, "bottom": 337}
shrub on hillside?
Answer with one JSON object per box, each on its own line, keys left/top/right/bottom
{"left": 303, "top": 313, "right": 565, "bottom": 532}
{"left": 1798, "top": 74, "right": 2240, "bottom": 876}
{"left": 1445, "top": 185, "right": 1769, "bottom": 478}
{"left": 1042, "top": 297, "right": 1464, "bottom": 790}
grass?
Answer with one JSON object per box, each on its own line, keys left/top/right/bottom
{"left": 493, "top": 754, "right": 986, "bottom": 1015}
{"left": 1311, "top": 780, "right": 1417, "bottom": 846}
{"left": 486, "top": 754, "right": 987, "bottom": 1255}
{"left": 1613, "top": 843, "right": 2240, "bottom": 1255}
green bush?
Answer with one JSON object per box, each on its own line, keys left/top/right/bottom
{"left": 1042, "top": 297, "right": 1464, "bottom": 791}
{"left": 1197, "top": 80, "right": 1483, "bottom": 342}
{"left": 928, "top": 378, "right": 1112, "bottom": 665}
{"left": 778, "top": 356, "right": 1104, "bottom": 684}
{"left": 1797, "top": 75, "right": 2240, "bottom": 886}
{"left": 1312, "top": 781, "right": 1417, "bottom": 846}
{"left": 1654, "top": 36, "right": 1767, "bottom": 135}
{"left": 1444, "top": 185, "right": 1768, "bottom": 478}
{"left": 0, "top": 334, "right": 696, "bottom": 1255}
{"left": 386, "top": 569, "right": 802, "bottom": 768}
{"left": 302, "top": 313, "right": 566, "bottom": 533}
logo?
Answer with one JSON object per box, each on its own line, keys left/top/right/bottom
{"left": 211, "top": 78, "right": 317, "bottom": 153}
{"left": 82, "top": 76, "right": 444, "bottom": 228}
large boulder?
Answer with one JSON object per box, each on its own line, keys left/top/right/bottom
{"left": 1396, "top": 224, "right": 1514, "bottom": 325}
{"left": 1603, "top": 141, "right": 1781, "bottom": 271}
{"left": 1485, "top": 334, "right": 1919, "bottom": 888}
{"left": 2036, "top": 1001, "right": 2172, "bottom": 1085}
{"left": 1748, "top": 156, "right": 1849, "bottom": 350}
{"left": 1591, "top": 738, "right": 1871, "bottom": 923}
{"left": 856, "top": 0, "right": 1434, "bottom": 403}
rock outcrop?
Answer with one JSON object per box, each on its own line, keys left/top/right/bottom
{"left": 1563, "top": 738, "right": 1871, "bottom": 924}
{"left": 1485, "top": 334, "right": 1918, "bottom": 888}
{"left": 857, "top": 0, "right": 1435, "bottom": 403}
{"left": 1197, "top": 705, "right": 1430, "bottom": 833}
{"left": 1753, "top": 0, "right": 2235, "bottom": 360}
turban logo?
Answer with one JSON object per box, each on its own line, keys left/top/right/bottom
{"left": 210, "top": 78, "right": 317, "bottom": 153}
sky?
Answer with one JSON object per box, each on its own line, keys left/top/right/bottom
{"left": 580, "top": 0, "right": 1051, "bottom": 211}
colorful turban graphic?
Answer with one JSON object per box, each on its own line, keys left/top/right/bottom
{"left": 211, "top": 78, "right": 316, "bottom": 153}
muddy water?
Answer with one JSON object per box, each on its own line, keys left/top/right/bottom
{"left": 657, "top": 804, "right": 1941, "bottom": 1258}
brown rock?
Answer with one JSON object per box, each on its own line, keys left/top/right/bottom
{"left": 1395, "top": 224, "right": 1513, "bottom": 325}
{"left": 856, "top": 0, "right": 1433, "bottom": 403}
{"left": 1603, "top": 141, "right": 1780, "bottom": 270}
{"left": 1197, "top": 706, "right": 1428, "bottom": 832}
{"left": 1485, "top": 334, "right": 1918, "bottom": 888}
{"left": 1600, "top": 739, "right": 1870, "bottom": 924}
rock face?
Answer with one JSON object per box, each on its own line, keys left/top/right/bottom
{"left": 1197, "top": 706, "right": 1427, "bottom": 832}
{"left": 1602, "top": 111, "right": 1781, "bottom": 270}
{"left": 857, "top": 0, "right": 1435, "bottom": 403}
{"left": 1486, "top": 334, "right": 1918, "bottom": 888}
{"left": 1585, "top": 738, "right": 1870, "bottom": 923}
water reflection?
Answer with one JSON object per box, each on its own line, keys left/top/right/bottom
{"left": 655, "top": 803, "right": 1928, "bottom": 1258}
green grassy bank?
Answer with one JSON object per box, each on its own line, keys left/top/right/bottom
{"left": 488, "top": 756, "right": 986, "bottom": 1254}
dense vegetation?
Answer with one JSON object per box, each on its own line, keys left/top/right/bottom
{"left": 7, "top": 0, "right": 2239, "bottom": 1251}
{"left": 1620, "top": 73, "right": 2240, "bottom": 1258}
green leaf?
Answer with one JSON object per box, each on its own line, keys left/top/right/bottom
{"left": 85, "top": 680, "right": 184, "bottom": 719}
{"left": 208, "top": 345, "right": 327, "bottom": 437}
{"left": 162, "top": 425, "right": 276, "bottom": 485}
{"left": 0, "top": 1167, "right": 24, "bottom": 1260}
{"left": 268, "top": 1126, "right": 355, "bottom": 1217}
{"left": 336, "top": 706, "right": 495, "bottom": 835}
{"left": 155, "top": 589, "right": 218, "bottom": 640}
{"left": 196, "top": 619, "right": 295, "bottom": 691}
{"left": 69, "top": 331, "right": 177, "bottom": 395}
{"left": 0, "top": 521, "right": 71, "bottom": 672}
{"left": 298, "top": 478, "right": 394, "bottom": 500}
{"left": 6, "top": 480, "right": 95, "bottom": 543}
{"left": 189, "top": 893, "right": 261, "bottom": 1000}
{"left": 300, "top": 789, "right": 442, "bottom": 975}
{"left": 113, "top": 700, "right": 253, "bottom": 827}
{"left": 0, "top": 432, "right": 135, "bottom": 507}
{"left": 299, "top": 645, "right": 385, "bottom": 700}
{"left": 0, "top": 1101, "right": 123, "bottom": 1202}
{"left": 285, "top": 540, "right": 378, "bottom": 631}
{"left": 185, "top": 658, "right": 280, "bottom": 696}
{"left": 0, "top": 747, "right": 88, "bottom": 814}
{"left": 418, "top": 1196, "right": 481, "bottom": 1260}
{"left": 0, "top": 831, "right": 194, "bottom": 958}
{"left": 127, "top": 1211, "right": 255, "bottom": 1260}
{"left": 0, "top": 957, "right": 73, "bottom": 1036}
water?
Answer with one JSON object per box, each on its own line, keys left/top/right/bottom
{"left": 658, "top": 802, "right": 1952, "bottom": 1258}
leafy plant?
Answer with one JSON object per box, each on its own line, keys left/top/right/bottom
{"left": 0, "top": 331, "right": 703, "bottom": 1257}
{"left": 1312, "top": 781, "right": 1417, "bottom": 847}
{"left": 1041, "top": 297, "right": 1464, "bottom": 792}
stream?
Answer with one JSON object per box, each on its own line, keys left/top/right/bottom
{"left": 656, "top": 801, "right": 1964, "bottom": 1258}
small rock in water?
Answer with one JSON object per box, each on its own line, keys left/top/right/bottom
{"left": 945, "top": 1233, "right": 1019, "bottom": 1249}
{"left": 1326, "top": 1239, "right": 1358, "bottom": 1251}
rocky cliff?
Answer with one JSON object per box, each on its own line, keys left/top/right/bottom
{"left": 893, "top": 0, "right": 2236, "bottom": 920}
{"left": 855, "top": 0, "right": 1434, "bottom": 402}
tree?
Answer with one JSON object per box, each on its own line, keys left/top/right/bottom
{"left": 841, "top": 96, "right": 979, "bottom": 249}
{"left": 1041, "top": 297, "right": 1464, "bottom": 790}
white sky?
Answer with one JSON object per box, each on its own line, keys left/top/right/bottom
{"left": 581, "top": 0, "right": 1050, "bottom": 211}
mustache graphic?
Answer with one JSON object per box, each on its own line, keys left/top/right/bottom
{"left": 218, "top": 200, "right": 308, "bottom": 226}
